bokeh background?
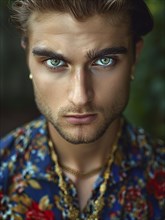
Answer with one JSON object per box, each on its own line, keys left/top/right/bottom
{"left": 0, "top": 0, "right": 165, "bottom": 140}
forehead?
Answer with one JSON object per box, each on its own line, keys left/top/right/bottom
{"left": 28, "top": 11, "right": 130, "bottom": 33}
{"left": 27, "top": 12, "right": 132, "bottom": 54}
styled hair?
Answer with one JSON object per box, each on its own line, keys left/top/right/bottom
{"left": 10, "top": 0, "right": 153, "bottom": 40}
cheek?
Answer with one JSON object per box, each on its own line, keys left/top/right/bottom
{"left": 29, "top": 61, "right": 69, "bottom": 96}
{"left": 96, "top": 81, "right": 130, "bottom": 105}
{"left": 95, "top": 70, "right": 130, "bottom": 98}
{"left": 94, "top": 66, "right": 131, "bottom": 109}
{"left": 32, "top": 76, "right": 62, "bottom": 107}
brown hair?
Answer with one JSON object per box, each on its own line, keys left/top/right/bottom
{"left": 10, "top": 0, "right": 153, "bottom": 40}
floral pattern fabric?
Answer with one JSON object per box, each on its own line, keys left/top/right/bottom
{"left": 0, "top": 116, "right": 165, "bottom": 220}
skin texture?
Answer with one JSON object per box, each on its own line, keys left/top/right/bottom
{"left": 27, "top": 12, "right": 143, "bottom": 209}
{"left": 28, "top": 12, "right": 136, "bottom": 144}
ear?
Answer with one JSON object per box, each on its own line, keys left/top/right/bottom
{"left": 21, "top": 36, "right": 27, "bottom": 49}
{"left": 135, "top": 39, "right": 144, "bottom": 64}
{"left": 130, "top": 39, "right": 144, "bottom": 78}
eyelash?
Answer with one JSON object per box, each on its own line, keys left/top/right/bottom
{"left": 92, "top": 56, "right": 118, "bottom": 68}
{"left": 44, "top": 58, "right": 66, "bottom": 69}
{"left": 42, "top": 55, "right": 119, "bottom": 71}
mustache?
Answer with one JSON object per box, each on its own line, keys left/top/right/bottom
{"left": 58, "top": 105, "right": 103, "bottom": 115}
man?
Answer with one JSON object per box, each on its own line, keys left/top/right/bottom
{"left": 0, "top": 0, "right": 164, "bottom": 219}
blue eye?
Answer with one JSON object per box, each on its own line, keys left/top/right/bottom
{"left": 45, "top": 59, "right": 65, "bottom": 68}
{"left": 94, "top": 57, "right": 116, "bottom": 67}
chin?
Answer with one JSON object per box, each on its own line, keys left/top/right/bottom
{"left": 53, "top": 123, "right": 109, "bottom": 145}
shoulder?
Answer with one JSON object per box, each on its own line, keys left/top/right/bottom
{"left": 122, "top": 119, "right": 165, "bottom": 208}
{"left": 122, "top": 119, "right": 165, "bottom": 167}
{"left": 0, "top": 115, "right": 46, "bottom": 153}
{"left": 0, "top": 116, "right": 47, "bottom": 190}
{"left": 125, "top": 119, "right": 165, "bottom": 181}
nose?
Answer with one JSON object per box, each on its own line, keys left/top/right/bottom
{"left": 68, "top": 67, "right": 94, "bottom": 107}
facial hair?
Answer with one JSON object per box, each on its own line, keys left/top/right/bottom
{"left": 34, "top": 87, "right": 128, "bottom": 145}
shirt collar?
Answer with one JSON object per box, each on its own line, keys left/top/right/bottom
{"left": 26, "top": 116, "right": 152, "bottom": 188}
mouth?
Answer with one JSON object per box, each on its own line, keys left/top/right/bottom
{"left": 64, "top": 113, "right": 97, "bottom": 125}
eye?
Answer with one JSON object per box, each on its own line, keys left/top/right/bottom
{"left": 45, "top": 58, "right": 65, "bottom": 68}
{"left": 94, "top": 57, "right": 117, "bottom": 67}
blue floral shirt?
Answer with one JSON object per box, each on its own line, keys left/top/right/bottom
{"left": 0, "top": 116, "right": 165, "bottom": 220}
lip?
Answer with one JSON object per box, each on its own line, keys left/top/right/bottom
{"left": 64, "top": 114, "right": 97, "bottom": 125}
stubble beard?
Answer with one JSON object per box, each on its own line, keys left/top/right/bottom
{"left": 34, "top": 93, "right": 127, "bottom": 145}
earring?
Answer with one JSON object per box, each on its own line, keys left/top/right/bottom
{"left": 131, "top": 75, "right": 135, "bottom": 81}
{"left": 29, "top": 73, "right": 33, "bottom": 79}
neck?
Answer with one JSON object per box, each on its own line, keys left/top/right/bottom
{"left": 48, "top": 117, "right": 121, "bottom": 173}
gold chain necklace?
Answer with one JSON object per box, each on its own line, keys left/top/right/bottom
{"left": 60, "top": 162, "right": 106, "bottom": 178}
{"left": 48, "top": 118, "right": 123, "bottom": 220}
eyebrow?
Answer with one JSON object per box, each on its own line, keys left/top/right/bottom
{"left": 32, "top": 48, "right": 69, "bottom": 62}
{"left": 32, "top": 46, "right": 128, "bottom": 62}
{"left": 87, "top": 47, "right": 128, "bottom": 60}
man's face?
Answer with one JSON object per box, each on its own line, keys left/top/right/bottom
{"left": 28, "top": 12, "right": 137, "bottom": 144}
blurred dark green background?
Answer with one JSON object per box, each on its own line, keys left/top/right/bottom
{"left": 0, "top": 0, "right": 165, "bottom": 140}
